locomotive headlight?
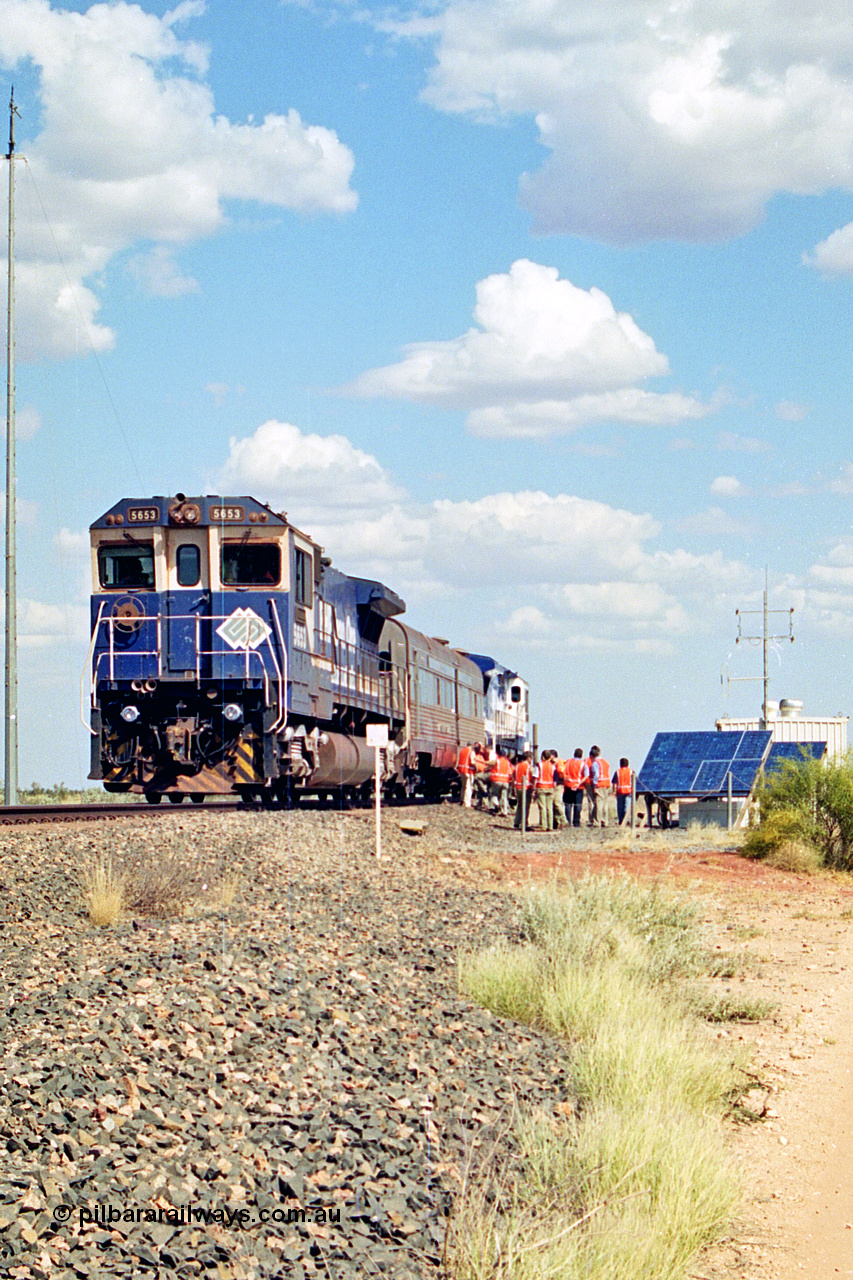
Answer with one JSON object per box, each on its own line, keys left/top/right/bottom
{"left": 121, "top": 705, "right": 140, "bottom": 723}
{"left": 223, "top": 703, "right": 242, "bottom": 722}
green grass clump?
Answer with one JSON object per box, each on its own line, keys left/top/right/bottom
{"left": 684, "top": 987, "right": 777, "bottom": 1023}
{"left": 450, "top": 875, "right": 754, "bottom": 1280}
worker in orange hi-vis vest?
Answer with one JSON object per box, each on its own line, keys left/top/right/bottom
{"left": 585, "top": 746, "right": 611, "bottom": 827}
{"left": 535, "top": 752, "right": 558, "bottom": 831}
{"left": 563, "top": 748, "right": 588, "bottom": 828}
{"left": 513, "top": 752, "right": 533, "bottom": 830}
{"left": 456, "top": 743, "right": 476, "bottom": 808}
{"left": 551, "top": 753, "right": 568, "bottom": 829}
{"left": 613, "top": 758, "right": 634, "bottom": 826}
{"left": 472, "top": 742, "right": 494, "bottom": 809}
{"left": 489, "top": 750, "right": 513, "bottom": 816}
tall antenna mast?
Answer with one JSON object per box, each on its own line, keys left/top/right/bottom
{"left": 729, "top": 568, "right": 794, "bottom": 725}
{"left": 5, "top": 88, "right": 18, "bottom": 806}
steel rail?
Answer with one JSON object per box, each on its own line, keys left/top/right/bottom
{"left": 0, "top": 799, "right": 246, "bottom": 824}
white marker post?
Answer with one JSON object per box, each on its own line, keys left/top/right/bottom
{"left": 366, "top": 723, "right": 389, "bottom": 860}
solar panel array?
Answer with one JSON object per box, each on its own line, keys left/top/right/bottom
{"left": 765, "top": 741, "right": 826, "bottom": 771}
{"left": 637, "top": 730, "right": 772, "bottom": 797}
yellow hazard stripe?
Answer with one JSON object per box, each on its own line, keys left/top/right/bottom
{"left": 174, "top": 768, "right": 233, "bottom": 795}
{"left": 231, "top": 738, "right": 260, "bottom": 784}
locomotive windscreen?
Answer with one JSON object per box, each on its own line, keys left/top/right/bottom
{"left": 221, "top": 542, "right": 281, "bottom": 586}
{"left": 98, "top": 543, "right": 154, "bottom": 589}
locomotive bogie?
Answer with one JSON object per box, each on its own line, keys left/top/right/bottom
{"left": 86, "top": 496, "right": 529, "bottom": 801}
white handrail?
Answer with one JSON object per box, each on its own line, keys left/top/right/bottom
{"left": 90, "top": 611, "right": 285, "bottom": 710}
{"left": 80, "top": 601, "right": 106, "bottom": 733}
{"left": 268, "top": 600, "right": 288, "bottom": 733}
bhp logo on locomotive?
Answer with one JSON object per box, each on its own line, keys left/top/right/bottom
{"left": 216, "top": 608, "right": 273, "bottom": 651}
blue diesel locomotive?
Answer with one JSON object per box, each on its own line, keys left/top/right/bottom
{"left": 85, "top": 495, "right": 528, "bottom": 804}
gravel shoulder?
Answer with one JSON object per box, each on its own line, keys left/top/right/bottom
{"left": 0, "top": 808, "right": 573, "bottom": 1280}
{"left": 1, "top": 804, "right": 852, "bottom": 1280}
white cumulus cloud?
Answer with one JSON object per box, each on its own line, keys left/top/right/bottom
{"left": 19, "top": 597, "right": 88, "bottom": 647}
{"left": 829, "top": 463, "right": 853, "bottom": 495}
{"left": 786, "top": 546, "right": 853, "bottom": 635}
{"left": 388, "top": 0, "right": 853, "bottom": 243}
{"left": 498, "top": 606, "right": 553, "bottom": 636}
{"left": 126, "top": 246, "right": 200, "bottom": 298}
{"left": 804, "top": 223, "right": 853, "bottom": 275}
{"left": 0, "top": 0, "right": 357, "bottom": 361}
{"left": 214, "top": 418, "right": 746, "bottom": 650}
{"left": 710, "top": 475, "right": 749, "bottom": 497}
{"left": 675, "top": 506, "right": 755, "bottom": 538}
{"left": 212, "top": 420, "right": 405, "bottom": 526}
{"left": 346, "top": 260, "right": 707, "bottom": 437}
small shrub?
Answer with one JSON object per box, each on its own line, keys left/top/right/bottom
{"left": 77, "top": 834, "right": 233, "bottom": 921}
{"left": 122, "top": 850, "right": 216, "bottom": 918}
{"left": 517, "top": 874, "right": 707, "bottom": 985}
{"left": 730, "top": 924, "right": 764, "bottom": 940}
{"left": 751, "top": 753, "right": 853, "bottom": 870}
{"left": 742, "top": 806, "right": 815, "bottom": 862}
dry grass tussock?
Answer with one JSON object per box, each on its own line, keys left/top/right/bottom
{"left": 683, "top": 820, "right": 745, "bottom": 847}
{"left": 598, "top": 828, "right": 671, "bottom": 853}
{"left": 763, "top": 839, "right": 822, "bottom": 874}
{"left": 81, "top": 857, "right": 125, "bottom": 927}
{"left": 598, "top": 820, "right": 745, "bottom": 856}
{"left": 450, "top": 874, "right": 760, "bottom": 1280}
{"left": 77, "top": 832, "right": 246, "bottom": 925}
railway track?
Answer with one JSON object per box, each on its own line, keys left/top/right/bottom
{"left": 0, "top": 799, "right": 245, "bottom": 824}
{"left": 0, "top": 791, "right": 439, "bottom": 824}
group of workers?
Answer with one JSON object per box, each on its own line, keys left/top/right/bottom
{"left": 455, "top": 742, "right": 635, "bottom": 830}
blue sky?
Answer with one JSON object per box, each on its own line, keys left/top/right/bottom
{"left": 3, "top": 0, "right": 853, "bottom": 786}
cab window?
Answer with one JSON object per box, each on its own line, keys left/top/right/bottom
{"left": 176, "top": 544, "right": 201, "bottom": 587}
{"left": 98, "top": 543, "right": 155, "bottom": 590}
{"left": 221, "top": 543, "right": 280, "bottom": 586}
{"left": 294, "top": 548, "right": 313, "bottom": 606}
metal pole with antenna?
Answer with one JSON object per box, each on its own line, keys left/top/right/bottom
{"left": 729, "top": 568, "right": 794, "bottom": 725}
{"left": 5, "top": 88, "right": 18, "bottom": 805}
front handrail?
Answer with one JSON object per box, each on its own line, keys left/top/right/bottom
{"left": 90, "top": 609, "right": 396, "bottom": 728}
{"left": 268, "top": 600, "right": 288, "bottom": 733}
{"left": 81, "top": 601, "right": 107, "bottom": 733}
{"left": 89, "top": 611, "right": 285, "bottom": 716}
